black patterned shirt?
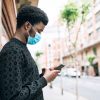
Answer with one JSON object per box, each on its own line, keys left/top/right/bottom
{"left": 0, "top": 38, "right": 47, "bottom": 100}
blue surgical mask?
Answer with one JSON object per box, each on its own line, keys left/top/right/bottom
{"left": 27, "top": 32, "right": 41, "bottom": 45}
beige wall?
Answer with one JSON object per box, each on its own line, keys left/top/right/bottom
{"left": 29, "top": 0, "right": 39, "bottom": 6}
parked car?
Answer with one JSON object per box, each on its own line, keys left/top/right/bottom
{"left": 66, "top": 68, "right": 81, "bottom": 78}
{"left": 58, "top": 69, "right": 68, "bottom": 76}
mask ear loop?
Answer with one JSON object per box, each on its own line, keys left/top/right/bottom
{"left": 22, "top": 22, "right": 32, "bottom": 42}
{"left": 29, "top": 23, "right": 37, "bottom": 37}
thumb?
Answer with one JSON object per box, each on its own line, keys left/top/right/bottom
{"left": 52, "top": 70, "right": 60, "bottom": 73}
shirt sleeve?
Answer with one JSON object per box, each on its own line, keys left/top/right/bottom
{"left": 0, "top": 48, "right": 47, "bottom": 100}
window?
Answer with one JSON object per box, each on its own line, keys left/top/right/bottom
{"left": 87, "top": 18, "right": 92, "bottom": 29}
{"left": 96, "top": 27, "right": 100, "bottom": 33}
{"left": 89, "top": 32, "right": 93, "bottom": 36}
{"left": 95, "top": 11, "right": 100, "bottom": 23}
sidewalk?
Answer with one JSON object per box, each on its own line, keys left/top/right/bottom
{"left": 43, "top": 85, "right": 88, "bottom": 100}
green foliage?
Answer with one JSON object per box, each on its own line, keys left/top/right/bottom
{"left": 60, "top": 0, "right": 91, "bottom": 29}
{"left": 87, "top": 55, "right": 95, "bottom": 66}
{"left": 61, "top": 2, "right": 79, "bottom": 27}
{"left": 34, "top": 51, "right": 43, "bottom": 69}
{"left": 35, "top": 51, "right": 43, "bottom": 58}
{"left": 81, "top": 3, "right": 90, "bottom": 22}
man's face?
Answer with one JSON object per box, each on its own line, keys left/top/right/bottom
{"left": 29, "top": 22, "right": 45, "bottom": 37}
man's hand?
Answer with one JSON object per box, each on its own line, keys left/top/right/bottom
{"left": 43, "top": 69, "right": 60, "bottom": 83}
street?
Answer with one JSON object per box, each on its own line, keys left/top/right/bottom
{"left": 52, "top": 76, "right": 100, "bottom": 100}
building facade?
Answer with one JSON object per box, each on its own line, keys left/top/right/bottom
{"left": 62, "top": 0, "right": 100, "bottom": 76}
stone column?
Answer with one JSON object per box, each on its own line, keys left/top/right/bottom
{"left": 0, "top": 0, "right": 2, "bottom": 50}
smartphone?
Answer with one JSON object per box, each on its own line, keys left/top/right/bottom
{"left": 54, "top": 64, "right": 65, "bottom": 70}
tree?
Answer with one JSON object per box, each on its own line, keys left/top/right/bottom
{"left": 87, "top": 55, "right": 95, "bottom": 66}
{"left": 61, "top": 2, "right": 79, "bottom": 31}
{"left": 35, "top": 51, "right": 43, "bottom": 61}
{"left": 61, "top": 0, "right": 90, "bottom": 45}
{"left": 35, "top": 51, "right": 43, "bottom": 69}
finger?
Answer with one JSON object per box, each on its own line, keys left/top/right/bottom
{"left": 49, "top": 67, "right": 54, "bottom": 70}
{"left": 53, "top": 70, "right": 60, "bottom": 74}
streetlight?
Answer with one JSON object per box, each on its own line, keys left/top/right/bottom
{"left": 48, "top": 44, "right": 53, "bottom": 88}
{"left": 57, "top": 23, "right": 64, "bottom": 95}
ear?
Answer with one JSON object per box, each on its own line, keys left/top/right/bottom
{"left": 24, "top": 21, "right": 32, "bottom": 31}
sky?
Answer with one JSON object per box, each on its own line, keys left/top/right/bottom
{"left": 38, "top": 0, "right": 68, "bottom": 26}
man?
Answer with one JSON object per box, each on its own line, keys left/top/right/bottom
{"left": 0, "top": 5, "right": 60, "bottom": 100}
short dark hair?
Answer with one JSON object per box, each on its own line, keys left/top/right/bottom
{"left": 16, "top": 5, "right": 49, "bottom": 28}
